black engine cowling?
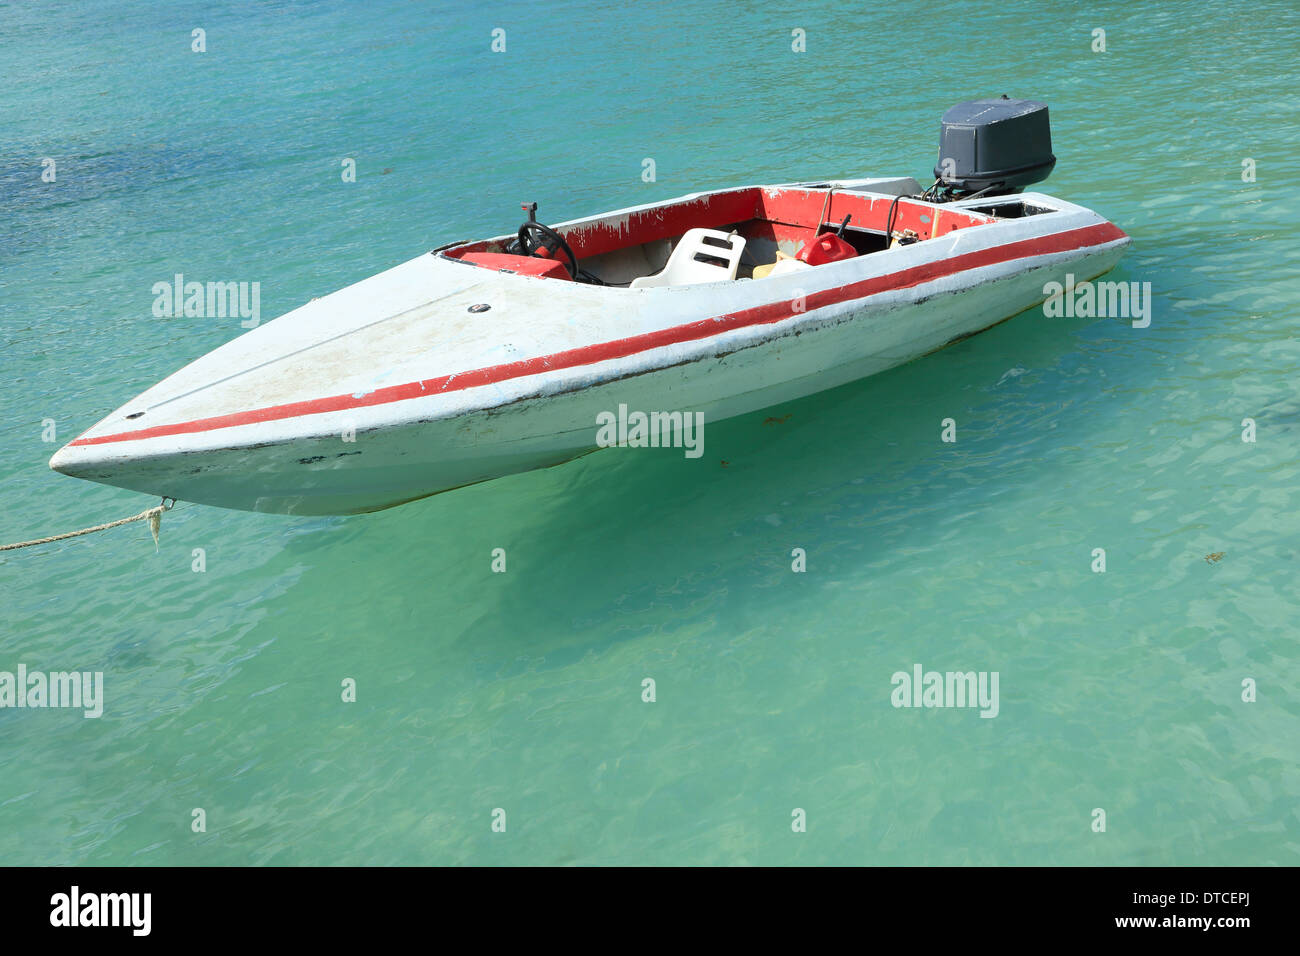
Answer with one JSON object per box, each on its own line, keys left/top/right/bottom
{"left": 934, "top": 97, "right": 1056, "bottom": 196}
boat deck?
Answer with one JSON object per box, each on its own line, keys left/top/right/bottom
{"left": 442, "top": 181, "right": 1006, "bottom": 286}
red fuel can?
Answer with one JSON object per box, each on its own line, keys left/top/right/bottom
{"left": 797, "top": 232, "right": 858, "bottom": 266}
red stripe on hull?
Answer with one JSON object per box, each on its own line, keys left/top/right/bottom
{"left": 72, "top": 222, "right": 1126, "bottom": 448}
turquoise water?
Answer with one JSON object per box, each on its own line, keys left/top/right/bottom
{"left": 2, "top": 0, "right": 1298, "bottom": 865}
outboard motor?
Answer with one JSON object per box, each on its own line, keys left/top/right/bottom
{"left": 933, "top": 96, "right": 1055, "bottom": 198}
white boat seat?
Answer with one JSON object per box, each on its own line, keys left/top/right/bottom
{"left": 630, "top": 228, "right": 747, "bottom": 288}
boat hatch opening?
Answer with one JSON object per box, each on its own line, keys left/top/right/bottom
{"left": 959, "top": 199, "right": 1057, "bottom": 219}
{"left": 439, "top": 186, "right": 1000, "bottom": 286}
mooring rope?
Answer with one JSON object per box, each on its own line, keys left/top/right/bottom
{"left": 0, "top": 498, "right": 176, "bottom": 552}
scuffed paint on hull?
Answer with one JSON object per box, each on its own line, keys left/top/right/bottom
{"left": 50, "top": 192, "right": 1129, "bottom": 516}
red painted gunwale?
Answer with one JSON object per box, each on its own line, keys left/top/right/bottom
{"left": 443, "top": 187, "right": 995, "bottom": 263}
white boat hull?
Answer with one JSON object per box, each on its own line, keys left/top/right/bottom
{"left": 51, "top": 182, "right": 1131, "bottom": 514}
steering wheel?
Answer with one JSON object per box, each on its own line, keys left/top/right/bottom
{"left": 517, "top": 220, "right": 579, "bottom": 280}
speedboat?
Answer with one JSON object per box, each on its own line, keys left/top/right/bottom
{"left": 50, "top": 98, "right": 1131, "bottom": 515}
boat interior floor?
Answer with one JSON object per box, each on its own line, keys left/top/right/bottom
{"left": 443, "top": 185, "right": 1003, "bottom": 288}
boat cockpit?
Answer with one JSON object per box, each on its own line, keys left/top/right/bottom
{"left": 440, "top": 184, "right": 1017, "bottom": 289}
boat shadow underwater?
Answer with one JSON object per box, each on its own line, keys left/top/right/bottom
{"left": 371, "top": 281, "right": 1147, "bottom": 666}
